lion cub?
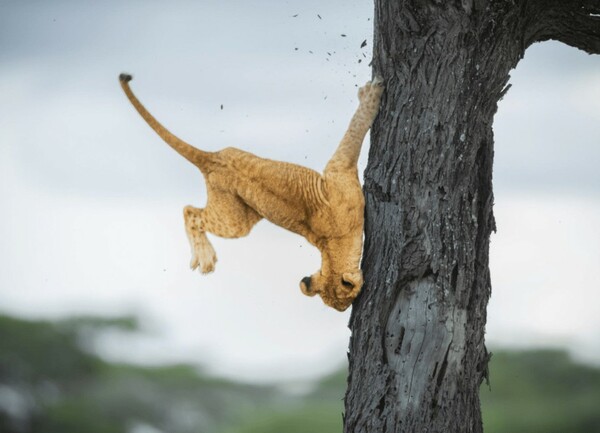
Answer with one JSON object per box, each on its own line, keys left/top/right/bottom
{"left": 119, "top": 74, "right": 383, "bottom": 311}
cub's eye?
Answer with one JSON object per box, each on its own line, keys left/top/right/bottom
{"left": 341, "top": 279, "right": 355, "bottom": 289}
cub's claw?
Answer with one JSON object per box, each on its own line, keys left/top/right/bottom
{"left": 190, "top": 255, "right": 200, "bottom": 271}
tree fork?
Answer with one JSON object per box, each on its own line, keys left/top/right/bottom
{"left": 344, "top": 1, "right": 599, "bottom": 432}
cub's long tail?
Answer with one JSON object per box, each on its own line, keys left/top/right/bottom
{"left": 119, "top": 73, "right": 213, "bottom": 170}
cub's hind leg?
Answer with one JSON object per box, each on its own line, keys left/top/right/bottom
{"left": 184, "top": 206, "right": 217, "bottom": 274}
{"left": 201, "top": 187, "right": 262, "bottom": 239}
{"left": 183, "top": 188, "right": 262, "bottom": 274}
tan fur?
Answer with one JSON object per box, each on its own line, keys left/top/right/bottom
{"left": 119, "top": 73, "right": 383, "bottom": 311}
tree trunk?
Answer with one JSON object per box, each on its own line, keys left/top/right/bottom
{"left": 344, "top": 1, "right": 599, "bottom": 432}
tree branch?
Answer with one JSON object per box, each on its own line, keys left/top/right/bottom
{"left": 526, "top": 0, "right": 600, "bottom": 54}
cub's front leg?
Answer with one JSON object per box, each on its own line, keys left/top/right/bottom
{"left": 325, "top": 77, "right": 384, "bottom": 173}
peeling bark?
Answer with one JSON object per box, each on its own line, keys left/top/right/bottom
{"left": 343, "top": 1, "right": 599, "bottom": 432}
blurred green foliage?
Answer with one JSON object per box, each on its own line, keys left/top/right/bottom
{"left": 1, "top": 313, "right": 599, "bottom": 433}
{"left": 0, "top": 314, "right": 282, "bottom": 433}
{"left": 480, "top": 350, "right": 600, "bottom": 433}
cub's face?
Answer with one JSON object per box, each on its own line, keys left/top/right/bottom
{"left": 299, "top": 232, "right": 364, "bottom": 311}
{"left": 299, "top": 269, "right": 363, "bottom": 311}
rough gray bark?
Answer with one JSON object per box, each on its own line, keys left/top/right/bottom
{"left": 344, "top": 1, "right": 599, "bottom": 432}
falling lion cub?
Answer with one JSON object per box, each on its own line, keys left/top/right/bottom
{"left": 119, "top": 73, "right": 383, "bottom": 311}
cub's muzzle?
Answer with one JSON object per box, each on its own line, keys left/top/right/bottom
{"left": 300, "top": 276, "right": 316, "bottom": 296}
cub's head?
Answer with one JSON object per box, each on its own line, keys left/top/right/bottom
{"left": 299, "top": 269, "right": 363, "bottom": 311}
{"left": 298, "top": 231, "right": 364, "bottom": 311}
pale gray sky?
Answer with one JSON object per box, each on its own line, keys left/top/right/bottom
{"left": 1, "top": 1, "right": 598, "bottom": 382}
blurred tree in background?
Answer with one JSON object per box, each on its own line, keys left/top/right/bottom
{"left": 1, "top": 314, "right": 599, "bottom": 433}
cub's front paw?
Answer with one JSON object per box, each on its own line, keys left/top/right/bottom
{"left": 358, "top": 76, "right": 384, "bottom": 106}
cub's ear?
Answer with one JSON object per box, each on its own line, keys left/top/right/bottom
{"left": 342, "top": 271, "right": 363, "bottom": 291}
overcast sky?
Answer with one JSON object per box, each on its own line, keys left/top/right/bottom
{"left": 1, "top": 1, "right": 598, "bottom": 383}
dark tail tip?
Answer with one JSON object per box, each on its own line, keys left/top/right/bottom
{"left": 119, "top": 73, "right": 133, "bottom": 83}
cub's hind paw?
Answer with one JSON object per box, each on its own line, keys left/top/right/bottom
{"left": 188, "top": 237, "right": 217, "bottom": 273}
{"left": 199, "top": 260, "right": 216, "bottom": 274}
{"left": 190, "top": 249, "right": 217, "bottom": 274}
{"left": 191, "top": 235, "right": 218, "bottom": 274}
